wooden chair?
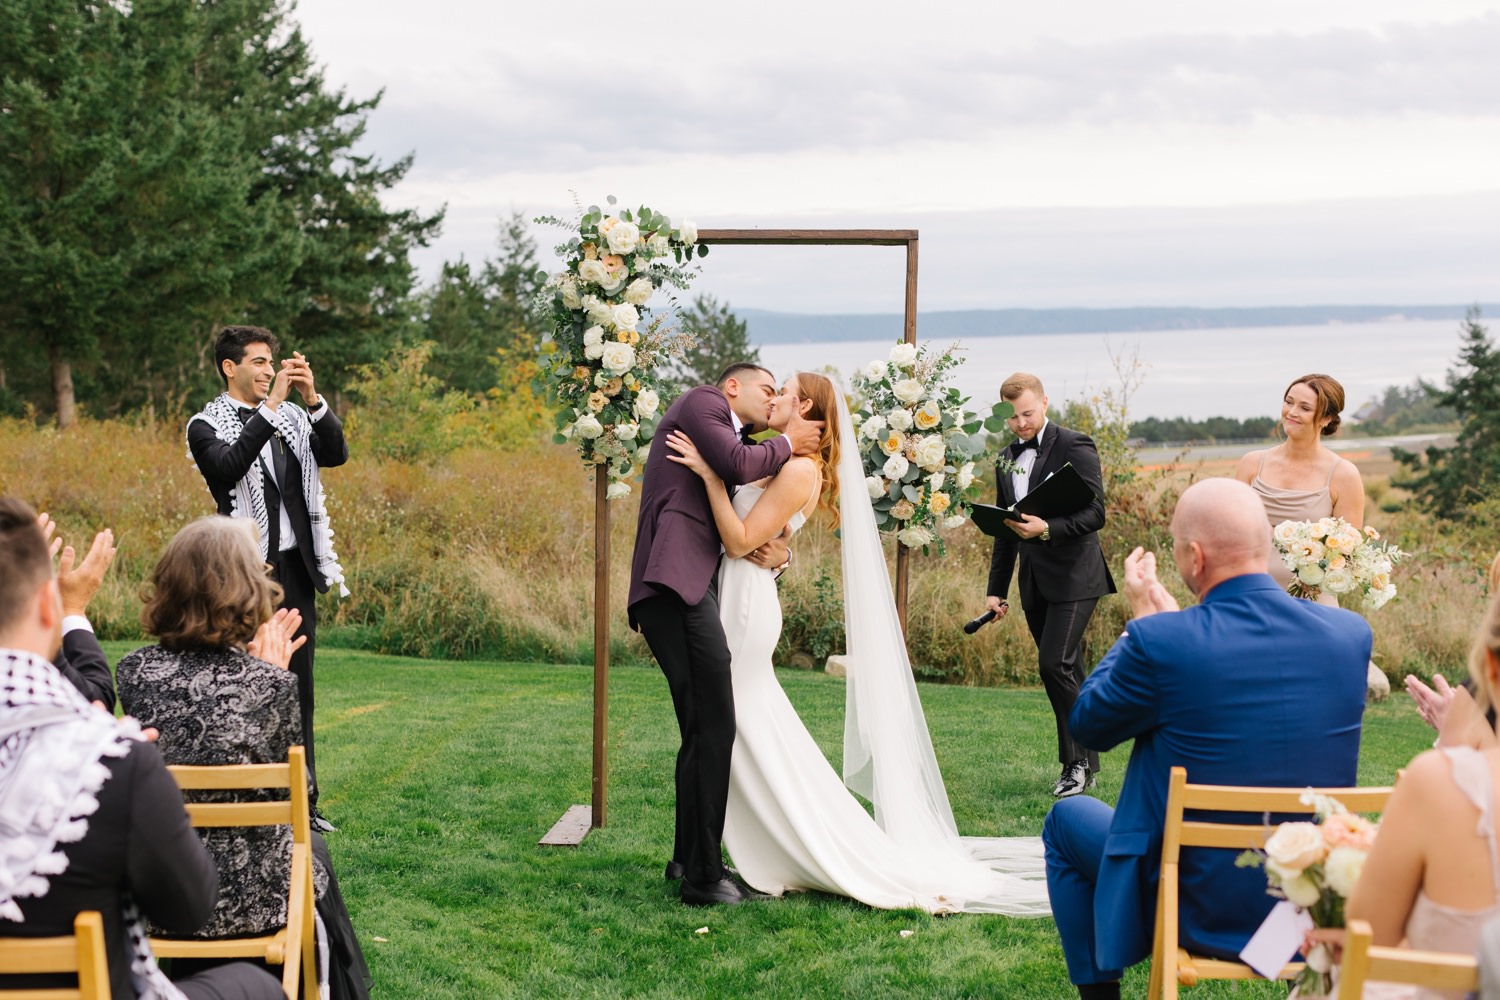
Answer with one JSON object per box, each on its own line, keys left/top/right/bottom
{"left": 1336, "top": 919, "right": 1480, "bottom": 998}
{"left": 1147, "top": 766, "right": 1393, "bottom": 999}
{"left": 0, "top": 910, "right": 110, "bottom": 1000}
{"left": 151, "top": 746, "right": 317, "bottom": 1000}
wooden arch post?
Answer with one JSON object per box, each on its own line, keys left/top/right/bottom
{"left": 542, "top": 227, "right": 920, "bottom": 847}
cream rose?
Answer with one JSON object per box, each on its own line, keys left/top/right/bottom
{"left": 914, "top": 400, "right": 942, "bottom": 430}
{"left": 605, "top": 481, "right": 631, "bottom": 500}
{"left": 623, "top": 277, "right": 654, "bottom": 306}
{"left": 1297, "top": 563, "right": 1326, "bottom": 587}
{"left": 560, "top": 278, "right": 582, "bottom": 310}
{"left": 583, "top": 325, "right": 604, "bottom": 347}
{"left": 866, "top": 476, "right": 887, "bottom": 500}
{"left": 633, "top": 389, "right": 660, "bottom": 420}
{"left": 601, "top": 217, "right": 641, "bottom": 254}
{"left": 1264, "top": 821, "right": 1327, "bottom": 874}
{"left": 956, "top": 463, "right": 976, "bottom": 490}
{"left": 863, "top": 360, "right": 886, "bottom": 381}
{"left": 646, "top": 232, "right": 670, "bottom": 255}
{"left": 614, "top": 422, "right": 639, "bottom": 440}
{"left": 584, "top": 296, "right": 615, "bottom": 329}
{"left": 860, "top": 413, "right": 887, "bottom": 440}
{"left": 886, "top": 408, "right": 913, "bottom": 432}
{"left": 584, "top": 340, "right": 605, "bottom": 360}
{"left": 600, "top": 341, "right": 636, "bottom": 375}
{"left": 577, "top": 259, "right": 610, "bottom": 287}
{"left": 884, "top": 454, "right": 910, "bottom": 480}
{"left": 892, "top": 378, "right": 923, "bottom": 404}
{"left": 678, "top": 220, "right": 698, "bottom": 245}
{"left": 611, "top": 303, "right": 640, "bottom": 332}
{"left": 930, "top": 491, "right": 951, "bottom": 515}
{"left": 880, "top": 430, "right": 907, "bottom": 456}
{"left": 898, "top": 525, "right": 933, "bottom": 548}
{"left": 888, "top": 343, "right": 917, "bottom": 368}
{"left": 942, "top": 514, "right": 968, "bottom": 530}
{"left": 1321, "top": 566, "right": 1356, "bottom": 594}
{"left": 928, "top": 472, "right": 945, "bottom": 491}
{"left": 914, "top": 436, "right": 947, "bottom": 472}
{"left": 574, "top": 414, "right": 603, "bottom": 439}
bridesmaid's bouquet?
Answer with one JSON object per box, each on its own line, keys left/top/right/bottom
{"left": 1272, "top": 517, "right": 1405, "bottom": 612}
{"left": 1236, "top": 792, "right": 1380, "bottom": 997}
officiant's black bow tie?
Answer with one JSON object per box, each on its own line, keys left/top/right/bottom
{"left": 1009, "top": 437, "right": 1039, "bottom": 458}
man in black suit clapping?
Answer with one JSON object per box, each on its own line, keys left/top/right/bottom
{"left": 984, "top": 373, "right": 1116, "bottom": 799}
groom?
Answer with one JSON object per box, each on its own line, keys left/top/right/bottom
{"left": 629, "top": 363, "right": 822, "bottom": 906}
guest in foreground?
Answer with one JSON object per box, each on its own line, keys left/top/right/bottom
{"left": 1041, "top": 478, "right": 1372, "bottom": 1000}
{"left": 117, "top": 516, "right": 371, "bottom": 999}
{"left": 0, "top": 497, "right": 283, "bottom": 1000}
{"left": 1320, "top": 590, "right": 1500, "bottom": 1000}
{"left": 188, "top": 325, "right": 348, "bottom": 832}
{"left": 984, "top": 372, "right": 1115, "bottom": 798}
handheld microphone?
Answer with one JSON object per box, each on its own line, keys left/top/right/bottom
{"left": 963, "top": 609, "right": 998, "bottom": 635}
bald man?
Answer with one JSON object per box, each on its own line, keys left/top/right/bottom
{"left": 1040, "top": 479, "right": 1372, "bottom": 1000}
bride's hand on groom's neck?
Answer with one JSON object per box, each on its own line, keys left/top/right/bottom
{"left": 783, "top": 411, "right": 824, "bottom": 457}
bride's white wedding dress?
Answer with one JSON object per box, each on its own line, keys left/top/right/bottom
{"left": 716, "top": 397, "right": 1050, "bottom": 916}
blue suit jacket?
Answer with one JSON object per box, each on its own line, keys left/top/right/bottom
{"left": 1070, "top": 573, "right": 1371, "bottom": 971}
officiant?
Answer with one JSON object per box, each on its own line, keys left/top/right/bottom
{"left": 983, "top": 373, "right": 1115, "bottom": 799}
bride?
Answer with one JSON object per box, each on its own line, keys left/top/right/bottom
{"left": 665, "top": 371, "right": 1050, "bottom": 916}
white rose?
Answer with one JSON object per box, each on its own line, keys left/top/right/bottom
{"left": 678, "top": 220, "right": 698, "bottom": 245}
{"left": 573, "top": 414, "right": 603, "bottom": 439}
{"left": 646, "top": 232, "right": 670, "bottom": 255}
{"left": 956, "top": 463, "right": 975, "bottom": 490}
{"left": 614, "top": 422, "right": 639, "bottom": 440}
{"left": 1273, "top": 520, "right": 1303, "bottom": 547}
{"left": 605, "top": 481, "right": 631, "bottom": 500}
{"left": 860, "top": 413, "right": 887, "bottom": 440}
{"left": 914, "top": 436, "right": 947, "bottom": 472}
{"left": 1305, "top": 941, "right": 1335, "bottom": 974}
{"left": 1297, "top": 563, "right": 1326, "bottom": 587}
{"left": 1322, "top": 845, "right": 1366, "bottom": 897}
{"left": 884, "top": 454, "right": 910, "bottom": 480}
{"left": 1280, "top": 871, "right": 1322, "bottom": 908}
{"left": 942, "top": 514, "right": 968, "bottom": 530}
{"left": 611, "top": 303, "right": 640, "bottom": 332}
{"left": 560, "top": 278, "right": 582, "bottom": 310}
{"left": 866, "top": 475, "right": 887, "bottom": 500}
{"left": 863, "top": 360, "right": 886, "bottom": 381}
{"left": 600, "top": 341, "right": 636, "bottom": 375}
{"left": 886, "top": 408, "right": 913, "bottom": 432}
{"left": 892, "top": 378, "right": 923, "bottom": 404}
{"left": 927, "top": 472, "right": 946, "bottom": 491}
{"left": 583, "top": 325, "right": 604, "bottom": 348}
{"left": 584, "top": 341, "right": 605, "bottom": 360}
{"left": 623, "top": 277, "right": 654, "bottom": 306}
{"left": 585, "top": 296, "right": 615, "bottom": 328}
{"left": 1321, "top": 566, "right": 1356, "bottom": 594}
{"left": 633, "top": 389, "right": 660, "bottom": 419}
{"left": 888, "top": 343, "right": 917, "bottom": 368}
{"left": 1264, "top": 822, "right": 1327, "bottom": 874}
{"left": 898, "top": 525, "right": 933, "bottom": 548}
{"left": 578, "top": 259, "right": 610, "bottom": 287}
{"left": 603, "top": 218, "right": 641, "bottom": 254}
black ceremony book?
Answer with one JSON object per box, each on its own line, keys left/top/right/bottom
{"left": 970, "top": 463, "right": 1098, "bottom": 537}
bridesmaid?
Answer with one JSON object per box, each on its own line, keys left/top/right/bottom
{"left": 1233, "top": 373, "right": 1365, "bottom": 604}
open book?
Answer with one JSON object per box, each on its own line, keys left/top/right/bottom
{"left": 970, "top": 462, "right": 1098, "bottom": 537}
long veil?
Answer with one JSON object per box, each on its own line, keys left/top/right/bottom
{"left": 832, "top": 390, "right": 1050, "bottom": 916}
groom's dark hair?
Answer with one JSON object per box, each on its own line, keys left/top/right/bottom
{"left": 715, "top": 362, "right": 774, "bottom": 388}
{"left": 214, "top": 325, "right": 280, "bottom": 386}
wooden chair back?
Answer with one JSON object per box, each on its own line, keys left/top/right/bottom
{"left": 1147, "top": 766, "right": 1393, "bottom": 999}
{"left": 150, "top": 746, "right": 317, "bottom": 1000}
{"left": 0, "top": 910, "right": 110, "bottom": 1000}
{"left": 1336, "top": 919, "right": 1479, "bottom": 998}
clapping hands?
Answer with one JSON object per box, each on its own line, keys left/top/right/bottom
{"left": 248, "top": 608, "right": 307, "bottom": 669}
{"left": 1123, "top": 546, "right": 1179, "bottom": 619}
{"left": 267, "top": 351, "right": 319, "bottom": 409}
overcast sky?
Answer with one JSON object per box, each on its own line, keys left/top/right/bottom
{"left": 295, "top": 0, "right": 1500, "bottom": 312}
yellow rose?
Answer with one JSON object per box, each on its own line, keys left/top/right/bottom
{"left": 914, "top": 400, "right": 942, "bottom": 430}
{"left": 582, "top": 242, "right": 599, "bottom": 260}
{"left": 617, "top": 329, "right": 632, "bottom": 343}
{"left": 587, "top": 391, "right": 608, "bottom": 412}
{"left": 880, "top": 430, "right": 906, "bottom": 456}
{"left": 930, "top": 492, "right": 951, "bottom": 514}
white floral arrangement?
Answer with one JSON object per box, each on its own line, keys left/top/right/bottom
{"left": 1236, "top": 792, "right": 1379, "bottom": 997}
{"left": 850, "top": 341, "right": 1013, "bottom": 555}
{"left": 536, "top": 196, "right": 704, "bottom": 499}
{"left": 1272, "top": 517, "right": 1405, "bottom": 612}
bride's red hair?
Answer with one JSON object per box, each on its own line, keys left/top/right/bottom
{"left": 792, "top": 372, "right": 842, "bottom": 529}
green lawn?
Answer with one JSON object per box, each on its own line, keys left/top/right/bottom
{"left": 104, "top": 643, "right": 1435, "bottom": 999}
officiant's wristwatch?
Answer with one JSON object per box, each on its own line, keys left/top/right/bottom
{"left": 1039, "top": 522, "right": 1051, "bottom": 542}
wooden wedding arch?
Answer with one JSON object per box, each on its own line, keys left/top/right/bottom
{"left": 542, "top": 228, "right": 922, "bottom": 845}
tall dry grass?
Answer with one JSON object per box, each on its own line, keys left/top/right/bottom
{"left": 2, "top": 415, "right": 1493, "bottom": 684}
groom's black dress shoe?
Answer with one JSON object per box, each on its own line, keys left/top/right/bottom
{"left": 681, "top": 876, "right": 756, "bottom": 907}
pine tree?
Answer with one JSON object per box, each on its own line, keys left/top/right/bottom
{"left": 660, "top": 294, "right": 760, "bottom": 396}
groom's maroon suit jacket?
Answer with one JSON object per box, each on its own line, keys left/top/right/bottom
{"left": 628, "top": 385, "right": 791, "bottom": 625}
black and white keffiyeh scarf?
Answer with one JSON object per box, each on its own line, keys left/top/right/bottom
{"left": 187, "top": 393, "right": 349, "bottom": 597}
{"left": 0, "top": 648, "right": 185, "bottom": 1000}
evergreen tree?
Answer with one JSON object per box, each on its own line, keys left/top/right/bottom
{"left": 660, "top": 294, "right": 759, "bottom": 396}
{"left": 1392, "top": 309, "right": 1500, "bottom": 519}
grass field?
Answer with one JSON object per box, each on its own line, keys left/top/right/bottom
{"left": 100, "top": 642, "right": 1440, "bottom": 999}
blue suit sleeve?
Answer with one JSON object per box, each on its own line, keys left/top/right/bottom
{"left": 1070, "top": 625, "right": 1161, "bottom": 751}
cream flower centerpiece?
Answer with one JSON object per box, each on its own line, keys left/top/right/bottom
{"left": 851, "top": 341, "right": 1015, "bottom": 555}
{"left": 537, "top": 196, "right": 705, "bottom": 498}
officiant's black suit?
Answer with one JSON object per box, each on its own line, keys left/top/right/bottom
{"left": 986, "top": 422, "right": 1115, "bottom": 772}
{"left": 188, "top": 404, "right": 347, "bottom": 805}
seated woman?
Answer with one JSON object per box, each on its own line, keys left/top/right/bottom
{"left": 1334, "top": 589, "right": 1500, "bottom": 998}
{"left": 117, "top": 516, "right": 371, "bottom": 1000}
{"left": 0, "top": 496, "right": 282, "bottom": 1000}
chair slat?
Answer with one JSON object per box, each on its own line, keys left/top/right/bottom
{"left": 0, "top": 911, "right": 109, "bottom": 1000}
{"left": 182, "top": 802, "right": 294, "bottom": 827}
{"left": 167, "top": 764, "right": 294, "bottom": 790}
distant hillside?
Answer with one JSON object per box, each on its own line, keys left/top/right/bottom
{"left": 737, "top": 304, "right": 1498, "bottom": 344}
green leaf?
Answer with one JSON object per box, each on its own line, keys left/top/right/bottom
{"left": 697, "top": 244, "right": 709, "bottom": 258}
{"left": 552, "top": 433, "right": 569, "bottom": 444}
{"left": 984, "top": 415, "right": 1008, "bottom": 433}
{"left": 992, "top": 400, "right": 1016, "bottom": 420}
{"left": 606, "top": 195, "right": 617, "bottom": 205}
{"left": 901, "top": 465, "right": 921, "bottom": 484}
{"left": 902, "top": 484, "right": 921, "bottom": 502}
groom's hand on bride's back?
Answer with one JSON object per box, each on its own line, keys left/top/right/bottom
{"left": 782, "top": 410, "right": 824, "bottom": 456}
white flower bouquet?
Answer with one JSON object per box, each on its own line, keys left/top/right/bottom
{"left": 1236, "top": 792, "right": 1380, "bottom": 997}
{"left": 536, "top": 196, "right": 702, "bottom": 498}
{"left": 850, "top": 341, "right": 1013, "bottom": 555}
{"left": 1272, "top": 517, "right": 1405, "bottom": 611}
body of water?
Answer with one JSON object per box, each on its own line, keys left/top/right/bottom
{"left": 755, "top": 317, "right": 1472, "bottom": 421}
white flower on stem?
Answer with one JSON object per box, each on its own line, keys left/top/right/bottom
{"left": 888, "top": 343, "right": 917, "bottom": 368}
{"left": 606, "top": 481, "right": 631, "bottom": 500}
{"left": 914, "top": 436, "right": 947, "bottom": 472}
{"left": 1322, "top": 845, "right": 1367, "bottom": 897}
{"left": 866, "top": 475, "right": 887, "bottom": 500}
{"left": 585, "top": 296, "right": 615, "bottom": 329}
{"left": 624, "top": 277, "right": 654, "bottom": 305}
{"left": 584, "top": 341, "right": 604, "bottom": 360}
{"left": 600, "top": 341, "right": 637, "bottom": 375}
{"left": 1321, "top": 566, "right": 1356, "bottom": 594}
{"left": 898, "top": 525, "right": 933, "bottom": 548}
{"left": 927, "top": 472, "right": 946, "bottom": 491}
{"left": 646, "top": 232, "right": 670, "bottom": 255}
{"left": 633, "top": 389, "right": 660, "bottom": 419}
{"left": 678, "top": 220, "right": 698, "bottom": 244}
{"left": 863, "top": 360, "right": 886, "bottom": 381}
{"left": 583, "top": 326, "right": 604, "bottom": 348}
{"left": 601, "top": 217, "right": 641, "bottom": 254}
{"left": 574, "top": 414, "right": 603, "bottom": 439}
{"left": 861, "top": 413, "right": 888, "bottom": 440}
{"left": 886, "top": 408, "right": 913, "bottom": 432}
{"left": 578, "top": 259, "right": 610, "bottom": 287}
{"left": 883, "top": 454, "right": 910, "bottom": 479}
{"left": 611, "top": 303, "right": 640, "bottom": 332}
{"left": 614, "top": 422, "right": 639, "bottom": 440}
{"left": 1297, "top": 563, "right": 1326, "bottom": 587}
{"left": 560, "top": 278, "right": 582, "bottom": 310}
{"left": 892, "top": 379, "right": 923, "bottom": 404}
{"left": 1264, "top": 822, "right": 1327, "bottom": 874}
{"left": 956, "top": 463, "right": 975, "bottom": 490}
{"left": 1280, "top": 871, "right": 1323, "bottom": 909}
{"left": 942, "top": 514, "right": 968, "bottom": 530}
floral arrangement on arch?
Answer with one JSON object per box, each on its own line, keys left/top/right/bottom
{"left": 1272, "top": 517, "right": 1405, "bottom": 612}
{"left": 536, "top": 196, "right": 705, "bottom": 499}
{"left": 850, "top": 341, "right": 1014, "bottom": 554}
{"left": 1236, "top": 790, "right": 1379, "bottom": 998}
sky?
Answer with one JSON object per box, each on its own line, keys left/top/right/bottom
{"left": 294, "top": 0, "right": 1500, "bottom": 313}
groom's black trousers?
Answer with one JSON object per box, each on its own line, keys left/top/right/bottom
{"left": 633, "top": 586, "right": 736, "bottom": 886}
